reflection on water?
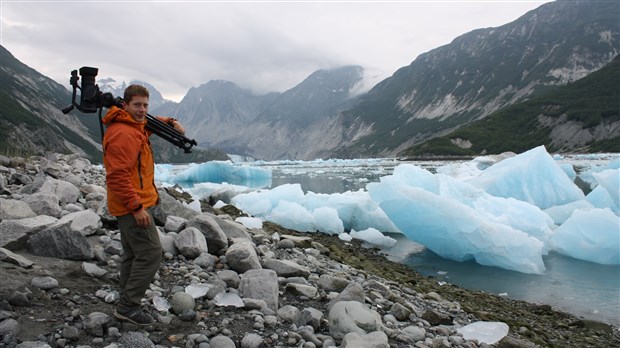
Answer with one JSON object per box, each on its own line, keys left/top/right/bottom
{"left": 381, "top": 233, "right": 620, "bottom": 326}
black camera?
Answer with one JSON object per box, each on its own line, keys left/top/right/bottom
{"left": 62, "top": 67, "right": 118, "bottom": 114}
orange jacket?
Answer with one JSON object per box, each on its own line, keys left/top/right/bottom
{"left": 102, "top": 106, "right": 173, "bottom": 216}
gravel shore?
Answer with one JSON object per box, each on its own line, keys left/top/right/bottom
{"left": 0, "top": 153, "right": 618, "bottom": 348}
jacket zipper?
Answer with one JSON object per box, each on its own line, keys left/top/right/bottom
{"left": 137, "top": 151, "right": 143, "bottom": 189}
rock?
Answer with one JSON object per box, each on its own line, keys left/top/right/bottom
{"left": 239, "top": 269, "right": 279, "bottom": 312}
{"left": 171, "top": 292, "right": 195, "bottom": 314}
{"left": 569, "top": 319, "right": 613, "bottom": 333}
{"left": 209, "top": 335, "right": 236, "bottom": 348}
{"left": 0, "top": 248, "right": 34, "bottom": 268}
{"left": 328, "top": 301, "right": 383, "bottom": 342}
{"left": 241, "top": 332, "right": 264, "bottom": 348}
{"left": 15, "top": 342, "right": 52, "bottom": 348}
{"left": 0, "top": 198, "right": 36, "bottom": 220}
{"left": 82, "top": 312, "right": 110, "bottom": 337}
{"left": 421, "top": 309, "right": 453, "bottom": 326}
{"left": 159, "top": 231, "right": 179, "bottom": 256}
{"left": 31, "top": 276, "right": 59, "bottom": 290}
{"left": 174, "top": 227, "right": 208, "bottom": 259}
{"left": 389, "top": 302, "right": 412, "bottom": 321}
{"left": 27, "top": 223, "right": 94, "bottom": 260}
{"left": 498, "top": 336, "right": 541, "bottom": 348}
{"left": 262, "top": 258, "right": 311, "bottom": 278}
{"left": 0, "top": 215, "right": 58, "bottom": 251}
{"left": 217, "top": 270, "right": 240, "bottom": 288}
{"left": 193, "top": 252, "right": 218, "bottom": 269}
{"left": 277, "top": 305, "right": 301, "bottom": 323}
{"left": 81, "top": 262, "right": 108, "bottom": 278}
{"left": 186, "top": 213, "right": 229, "bottom": 255}
{"left": 318, "top": 274, "right": 350, "bottom": 292}
{"left": 401, "top": 325, "right": 426, "bottom": 342}
{"left": 298, "top": 307, "right": 323, "bottom": 330}
{"left": 0, "top": 318, "right": 20, "bottom": 338}
{"left": 118, "top": 331, "right": 155, "bottom": 347}
{"left": 327, "top": 281, "right": 365, "bottom": 310}
{"left": 341, "top": 331, "right": 389, "bottom": 348}
{"left": 215, "top": 217, "right": 253, "bottom": 240}
{"left": 164, "top": 215, "right": 187, "bottom": 232}
{"left": 56, "top": 210, "right": 102, "bottom": 236}
{"left": 226, "top": 240, "right": 262, "bottom": 273}
{"left": 38, "top": 176, "right": 80, "bottom": 204}
{"left": 21, "top": 192, "right": 62, "bottom": 218}
{"left": 151, "top": 188, "right": 199, "bottom": 225}
{"left": 285, "top": 283, "right": 318, "bottom": 298}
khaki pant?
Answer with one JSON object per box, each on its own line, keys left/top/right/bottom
{"left": 116, "top": 209, "right": 161, "bottom": 312}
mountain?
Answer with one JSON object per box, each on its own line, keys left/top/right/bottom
{"left": 229, "top": 66, "right": 365, "bottom": 160}
{"left": 401, "top": 54, "right": 620, "bottom": 156}
{"left": 328, "top": 0, "right": 620, "bottom": 158}
{"left": 152, "top": 80, "right": 279, "bottom": 151}
{"left": 152, "top": 66, "right": 365, "bottom": 160}
{"left": 98, "top": 78, "right": 168, "bottom": 110}
{"left": 0, "top": 45, "right": 102, "bottom": 160}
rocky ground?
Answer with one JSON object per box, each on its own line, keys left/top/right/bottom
{"left": 0, "top": 153, "right": 618, "bottom": 348}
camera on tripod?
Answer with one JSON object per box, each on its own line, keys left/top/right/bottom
{"left": 62, "top": 66, "right": 197, "bottom": 153}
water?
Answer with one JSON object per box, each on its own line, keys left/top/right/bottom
{"left": 246, "top": 156, "right": 620, "bottom": 326}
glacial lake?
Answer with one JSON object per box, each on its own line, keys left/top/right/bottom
{"left": 245, "top": 156, "right": 620, "bottom": 326}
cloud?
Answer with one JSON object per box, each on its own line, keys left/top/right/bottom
{"left": 1, "top": 1, "right": 550, "bottom": 102}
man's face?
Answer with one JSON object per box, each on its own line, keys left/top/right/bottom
{"left": 123, "top": 96, "right": 149, "bottom": 122}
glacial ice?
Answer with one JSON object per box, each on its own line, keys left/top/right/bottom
{"left": 158, "top": 146, "right": 620, "bottom": 274}
{"left": 457, "top": 321, "right": 509, "bottom": 344}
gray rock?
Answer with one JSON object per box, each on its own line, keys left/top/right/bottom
{"left": 0, "top": 318, "right": 20, "bottom": 338}
{"left": 327, "top": 281, "right": 365, "bottom": 310}
{"left": 151, "top": 189, "right": 199, "bottom": 225}
{"left": 299, "top": 307, "right": 323, "bottom": 330}
{"left": 38, "top": 176, "right": 80, "bottom": 204}
{"left": 215, "top": 217, "right": 253, "bottom": 240}
{"left": 277, "top": 305, "right": 301, "bottom": 323}
{"left": 21, "top": 192, "right": 62, "bottom": 218}
{"left": 171, "top": 292, "right": 195, "bottom": 314}
{"left": 421, "top": 309, "right": 452, "bottom": 326}
{"left": 217, "top": 270, "right": 240, "bottom": 288}
{"left": 401, "top": 325, "right": 426, "bottom": 342}
{"left": 262, "top": 258, "right": 311, "bottom": 278}
{"left": 118, "top": 331, "right": 155, "bottom": 347}
{"left": 285, "top": 283, "right": 318, "bottom": 299}
{"left": 27, "top": 223, "right": 94, "bottom": 260}
{"left": 209, "top": 335, "right": 236, "bottom": 348}
{"left": 56, "top": 210, "right": 102, "bottom": 236}
{"left": 0, "top": 248, "right": 34, "bottom": 268}
{"left": 61, "top": 326, "right": 79, "bottom": 339}
{"left": 159, "top": 231, "right": 179, "bottom": 256}
{"left": 241, "top": 332, "right": 264, "bottom": 348}
{"left": 328, "top": 301, "right": 383, "bottom": 342}
{"left": 318, "top": 274, "right": 350, "bottom": 292}
{"left": 226, "top": 240, "right": 262, "bottom": 273}
{"left": 0, "top": 215, "right": 58, "bottom": 251}
{"left": 81, "top": 262, "right": 108, "bottom": 278}
{"left": 174, "top": 227, "right": 208, "bottom": 259}
{"left": 239, "top": 269, "right": 279, "bottom": 312}
{"left": 15, "top": 342, "right": 52, "bottom": 348}
{"left": 341, "top": 331, "right": 389, "bottom": 348}
{"left": 193, "top": 252, "right": 218, "bottom": 269}
{"left": 82, "top": 311, "right": 110, "bottom": 337}
{"left": 186, "top": 213, "right": 229, "bottom": 255}
{"left": 0, "top": 198, "right": 36, "bottom": 220}
{"left": 164, "top": 215, "right": 187, "bottom": 233}
{"left": 389, "top": 303, "right": 412, "bottom": 321}
{"left": 31, "top": 276, "right": 59, "bottom": 290}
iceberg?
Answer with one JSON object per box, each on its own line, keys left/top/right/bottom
{"left": 467, "top": 146, "right": 584, "bottom": 209}
{"left": 171, "top": 161, "right": 272, "bottom": 188}
{"left": 551, "top": 208, "right": 620, "bottom": 265}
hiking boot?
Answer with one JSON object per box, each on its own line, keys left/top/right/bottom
{"left": 114, "top": 307, "right": 154, "bottom": 326}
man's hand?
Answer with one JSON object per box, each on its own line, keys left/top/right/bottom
{"left": 171, "top": 120, "right": 186, "bottom": 134}
{"left": 132, "top": 208, "right": 151, "bottom": 228}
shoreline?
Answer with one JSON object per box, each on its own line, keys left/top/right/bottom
{"left": 0, "top": 153, "right": 618, "bottom": 347}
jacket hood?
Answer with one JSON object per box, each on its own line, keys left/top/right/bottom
{"left": 102, "top": 106, "right": 144, "bottom": 126}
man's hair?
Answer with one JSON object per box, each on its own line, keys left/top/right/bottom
{"left": 124, "top": 85, "right": 150, "bottom": 103}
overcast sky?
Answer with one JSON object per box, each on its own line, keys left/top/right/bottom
{"left": 2, "top": 0, "right": 550, "bottom": 102}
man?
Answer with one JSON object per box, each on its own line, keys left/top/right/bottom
{"left": 102, "top": 85, "right": 185, "bottom": 326}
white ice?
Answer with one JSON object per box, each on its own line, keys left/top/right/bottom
{"left": 160, "top": 146, "right": 619, "bottom": 274}
{"left": 457, "top": 321, "right": 509, "bottom": 344}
